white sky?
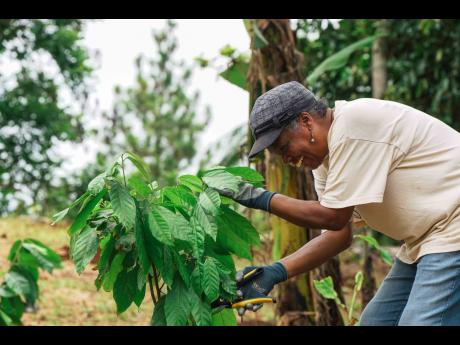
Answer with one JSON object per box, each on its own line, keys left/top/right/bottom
{"left": 56, "top": 19, "right": 251, "bottom": 177}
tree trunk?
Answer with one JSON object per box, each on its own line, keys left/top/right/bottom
{"left": 361, "top": 19, "right": 389, "bottom": 309}
{"left": 247, "top": 19, "right": 343, "bottom": 326}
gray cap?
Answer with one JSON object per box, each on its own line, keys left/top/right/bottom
{"left": 248, "top": 81, "right": 318, "bottom": 159}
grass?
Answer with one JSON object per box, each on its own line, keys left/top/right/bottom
{"left": 0, "top": 216, "right": 153, "bottom": 326}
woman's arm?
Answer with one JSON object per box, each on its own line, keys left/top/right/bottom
{"left": 279, "top": 222, "right": 353, "bottom": 278}
{"left": 269, "top": 193, "right": 354, "bottom": 230}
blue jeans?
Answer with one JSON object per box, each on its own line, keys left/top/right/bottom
{"left": 360, "top": 251, "right": 460, "bottom": 326}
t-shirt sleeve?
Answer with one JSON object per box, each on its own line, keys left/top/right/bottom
{"left": 320, "top": 137, "right": 403, "bottom": 209}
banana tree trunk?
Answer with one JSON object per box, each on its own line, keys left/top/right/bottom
{"left": 246, "top": 19, "right": 343, "bottom": 326}
{"left": 361, "top": 19, "right": 389, "bottom": 309}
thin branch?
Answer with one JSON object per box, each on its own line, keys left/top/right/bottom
{"left": 152, "top": 264, "right": 162, "bottom": 298}
{"left": 148, "top": 274, "right": 157, "bottom": 304}
{"left": 121, "top": 154, "right": 127, "bottom": 187}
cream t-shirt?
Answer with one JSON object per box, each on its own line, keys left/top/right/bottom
{"left": 313, "top": 98, "right": 460, "bottom": 264}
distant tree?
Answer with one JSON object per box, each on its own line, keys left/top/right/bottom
{"left": 0, "top": 19, "right": 93, "bottom": 215}
{"left": 296, "top": 19, "right": 460, "bottom": 129}
{"left": 98, "top": 20, "right": 211, "bottom": 188}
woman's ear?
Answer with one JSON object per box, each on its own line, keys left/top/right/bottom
{"left": 300, "top": 112, "right": 313, "bottom": 128}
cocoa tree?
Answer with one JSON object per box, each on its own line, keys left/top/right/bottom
{"left": 53, "top": 152, "right": 266, "bottom": 325}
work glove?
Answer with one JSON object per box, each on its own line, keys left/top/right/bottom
{"left": 216, "top": 182, "right": 277, "bottom": 212}
{"left": 235, "top": 262, "right": 288, "bottom": 316}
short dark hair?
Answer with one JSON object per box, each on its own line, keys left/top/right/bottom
{"left": 286, "top": 98, "right": 329, "bottom": 130}
{"left": 308, "top": 98, "right": 329, "bottom": 118}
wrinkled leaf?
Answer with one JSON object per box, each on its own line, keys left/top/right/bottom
{"left": 71, "top": 226, "right": 99, "bottom": 274}
{"left": 109, "top": 180, "right": 136, "bottom": 230}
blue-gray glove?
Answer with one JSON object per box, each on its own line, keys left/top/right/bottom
{"left": 235, "top": 262, "right": 288, "bottom": 315}
{"left": 217, "top": 182, "right": 277, "bottom": 212}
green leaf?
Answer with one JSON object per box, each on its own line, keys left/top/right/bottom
{"left": 135, "top": 207, "right": 150, "bottom": 274}
{"left": 153, "top": 205, "right": 192, "bottom": 244}
{"left": 190, "top": 265, "right": 202, "bottom": 295}
{"left": 165, "top": 274, "right": 191, "bottom": 326}
{"left": 98, "top": 236, "right": 116, "bottom": 272}
{"left": 69, "top": 189, "right": 106, "bottom": 235}
{"left": 0, "top": 296, "right": 24, "bottom": 324}
{"left": 202, "top": 257, "right": 220, "bottom": 303}
{"left": 71, "top": 226, "right": 99, "bottom": 274}
{"left": 125, "top": 152, "right": 152, "bottom": 183}
{"left": 0, "top": 309, "right": 14, "bottom": 326}
{"left": 173, "top": 252, "right": 190, "bottom": 288}
{"left": 178, "top": 175, "right": 203, "bottom": 193}
{"left": 213, "top": 253, "right": 236, "bottom": 274}
{"left": 134, "top": 283, "right": 146, "bottom": 308}
{"left": 7, "top": 240, "right": 22, "bottom": 262}
{"left": 252, "top": 22, "right": 269, "bottom": 48}
{"left": 88, "top": 172, "right": 107, "bottom": 196}
{"left": 190, "top": 290, "right": 212, "bottom": 326}
{"left": 378, "top": 250, "right": 394, "bottom": 266}
{"left": 220, "top": 206, "right": 260, "bottom": 246}
{"left": 189, "top": 213, "right": 205, "bottom": 260}
{"left": 137, "top": 265, "right": 148, "bottom": 291}
{"left": 22, "top": 240, "right": 62, "bottom": 272}
{"left": 161, "top": 246, "right": 175, "bottom": 288}
{"left": 199, "top": 188, "right": 221, "bottom": 216}
{"left": 211, "top": 308, "right": 237, "bottom": 326}
{"left": 147, "top": 206, "right": 174, "bottom": 246}
{"left": 214, "top": 206, "right": 260, "bottom": 260}
{"left": 5, "top": 267, "right": 38, "bottom": 304}
{"left": 115, "top": 232, "right": 135, "bottom": 252}
{"left": 202, "top": 169, "right": 242, "bottom": 193}
{"left": 306, "top": 36, "right": 377, "bottom": 86}
{"left": 50, "top": 208, "right": 69, "bottom": 226}
{"left": 128, "top": 174, "right": 151, "bottom": 198}
{"left": 221, "top": 275, "right": 237, "bottom": 297}
{"left": 219, "top": 60, "right": 249, "bottom": 91}
{"left": 102, "top": 252, "right": 126, "bottom": 292}
{"left": 51, "top": 191, "right": 90, "bottom": 226}
{"left": 356, "top": 234, "right": 379, "bottom": 248}
{"left": 313, "top": 276, "right": 338, "bottom": 300}
{"left": 0, "top": 285, "right": 17, "bottom": 298}
{"left": 113, "top": 264, "right": 138, "bottom": 314}
{"left": 151, "top": 295, "right": 167, "bottom": 326}
{"left": 355, "top": 234, "right": 394, "bottom": 266}
{"left": 162, "top": 186, "right": 197, "bottom": 210}
{"left": 243, "top": 19, "right": 269, "bottom": 49}
{"left": 109, "top": 180, "right": 136, "bottom": 230}
{"left": 15, "top": 251, "right": 39, "bottom": 280}
{"left": 224, "top": 166, "right": 264, "bottom": 184}
{"left": 4, "top": 271, "right": 32, "bottom": 297}
{"left": 194, "top": 203, "right": 218, "bottom": 241}
{"left": 143, "top": 229, "right": 163, "bottom": 265}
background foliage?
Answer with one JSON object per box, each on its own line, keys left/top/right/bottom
{"left": 0, "top": 19, "right": 93, "bottom": 216}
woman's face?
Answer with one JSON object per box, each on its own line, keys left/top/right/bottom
{"left": 267, "top": 112, "right": 330, "bottom": 170}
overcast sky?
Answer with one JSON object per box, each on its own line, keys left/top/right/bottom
{"left": 56, "top": 19, "right": 251, "bottom": 177}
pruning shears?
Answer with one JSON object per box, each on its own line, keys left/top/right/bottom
{"left": 211, "top": 267, "right": 277, "bottom": 322}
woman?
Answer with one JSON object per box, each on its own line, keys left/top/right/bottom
{"left": 216, "top": 81, "right": 460, "bottom": 325}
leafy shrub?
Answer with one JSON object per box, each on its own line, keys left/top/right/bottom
{"left": 0, "top": 239, "right": 62, "bottom": 325}
{"left": 53, "top": 152, "right": 265, "bottom": 326}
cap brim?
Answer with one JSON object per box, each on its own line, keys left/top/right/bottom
{"left": 248, "top": 127, "right": 284, "bottom": 159}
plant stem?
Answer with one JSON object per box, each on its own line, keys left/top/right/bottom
{"left": 348, "top": 286, "right": 358, "bottom": 322}
{"left": 152, "top": 264, "right": 162, "bottom": 298}
{"left": 148, "top": 274, "right": 157, "bottom": 304}
{"left": 121, "top": 154, "right": 127, "bottom": 187}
